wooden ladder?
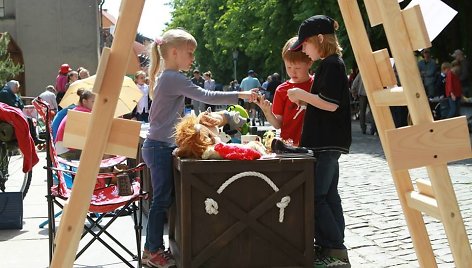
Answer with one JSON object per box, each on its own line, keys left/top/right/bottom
{"left": 338, "top": 0, "right": 472, "bottom": 267}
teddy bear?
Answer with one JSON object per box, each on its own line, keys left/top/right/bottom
{"left": 174, "top": 111, "right": 267, "bottom": 160}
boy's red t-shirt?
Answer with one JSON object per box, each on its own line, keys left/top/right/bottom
{"left": 272, "top": 76, "right": 313, "bottom": 145}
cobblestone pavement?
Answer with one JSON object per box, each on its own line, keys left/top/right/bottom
{"left": 341, "top": 122, "right": 472, "bottom": 267}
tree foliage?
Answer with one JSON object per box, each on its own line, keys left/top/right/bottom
{"left": 0, "top": 32, "right": 24, "bottom": 86}
{"left": 167, "top": 0, "right": 470, "bottom": 85}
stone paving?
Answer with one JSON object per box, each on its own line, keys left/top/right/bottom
{"left": 342, "top": 123, "right": 472, "bottom": 267}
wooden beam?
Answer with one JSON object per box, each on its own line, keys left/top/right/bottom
{"left": 338, "top": 1, "right": 437, "bottom": 267}
{"left": 377, "top": 0, "right": 432, "bottom": 125}
{"left": 427, "top": 165, "right": 472, "bottom": 266}
{"left": 364, "top": 0, "right": 382, "bottom": 26}
{"left": 406, "top": 191, "right": 440, "bottom": 220}
{"left": 402, "top": 5, "right": 431, "bottom": 51}
{"left": 416, "top": 179, "right": 434, "bottom": 198}
{"left": 63, "top": 110, "right": 141, "bottom": 159}
{"left": 373, "top": 49, "right": 397, "bottom": 88}
{"left": 372, "top": 86, "right": 407, "bottom": 107}
{"left": 49, "top": 0, "right": 145, "bottom": 267}
{"left": 92, "top": 48, "right": 111, "bottom": 94}
{"left": 385, "top": 116, "right": 472, "bottom": 171}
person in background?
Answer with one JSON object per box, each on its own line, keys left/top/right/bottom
{"left": 142, "top": 28, "right": 257, "bottom": 268}
{"left": 261, "top": 75, "right": 272, "bottom": 90}
{"left": 240, "top": 70, "right": 261, "bottom": 125}
{"left": 190, "top": 69, "right": 205, "bottom": 115}
{"left": 133, "top": 70, "right": 150, "bottom": 122}
{"left": 55, "top": 89, "right": 95, "bottom": 160}
{"left": 203, "top": 71, "right": 216, "bottom": 111}
{"left": 418, "top": 49, "right": 437, "bottom": 98}
{"left": 266, "top": 72, "right": 281, "bottom": 103}
{"left": 56, "top": 64, "right": 72, "bottom": 104}
{"left": 77, "top": 67, "right": 90, "bottom": 79}
{"left": 65, "top": 71, "right": 79, "bottom": 91}
{"left": 350, "top": 74, "right": 370, "bottom": 134}
{"left": 38, "top": 85, "right": 58, "bottom": 112}
{"left": 451, "top": 49, "right": 470, "bottom": 97}
{"left": 433, "top": 62, "right": 451, "bottom": 119}
{"left": 0, "top": 80, "right": 44, "bottom": 144}
{"left": 287, "top": 15, "right": 352, "bottom": 268}
{"left": 256, "top": 36, "right": 313, "bottom": 146}
{"left": 445, "top": 60, "right": 462, "bottom": 118}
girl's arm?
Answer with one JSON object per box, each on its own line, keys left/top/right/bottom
{"left": 287, "top": 88, "right": 338, "bottom": 112}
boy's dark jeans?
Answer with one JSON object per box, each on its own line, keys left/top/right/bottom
{"left": 313, "top": 151, "right": 346, "bottom": 250}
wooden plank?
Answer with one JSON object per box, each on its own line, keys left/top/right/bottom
{"left": 372, "top": 86, "right": 407, "bottom": 106}
{"left": 416, "top": 179, "right": 434, "bottom": 198}
{"left": 402, "top": 5, "right": 431, "bottom": 51}
{"left": 338, "top": 0, "right": 437, "bottom": 267}
{"left": 373, "top": 49, "right": 397, "bottom": 88}
{"left": 63, "top": 110, "right": 141, "bottom": 159}
{"left": 92, "top": 48, "right": 110, "bottom": 94}
{"left": 49, "top": 0, "right": 145, "bottom": 267}
{"left": 385, "top": 117, "right": 472, "bottom": 171}
{"left": 406, "top": 191, "right": 440, "bottom": 220}
{"left": 364, "top": 0, "right": 382, "bottom": 26}
{"left": 377, "top": 0, "right": 432, "bottom": 125}
{"left": 427, "top": 165, "right": 472, "bottom": 266}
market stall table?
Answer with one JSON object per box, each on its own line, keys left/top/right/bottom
{"left": 170, "top": 155, "right": 315, "bottom": 268}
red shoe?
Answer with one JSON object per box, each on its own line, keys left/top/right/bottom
{"left": 147, "top": 249, "right": 176, "bottom": 268}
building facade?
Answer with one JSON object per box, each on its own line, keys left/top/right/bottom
{"left": 0, "top": 0, "right": 100, "bottom": 96}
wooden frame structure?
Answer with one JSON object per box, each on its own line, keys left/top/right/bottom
{"left": 338, "top": 0, "right": 472, "bottom": 267}
{"left": 49, "top": 0, "right": 145, "bottom": 267}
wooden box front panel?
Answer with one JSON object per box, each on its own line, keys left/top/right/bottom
{"left": 171, "top": 157, "right": 315, "bottom": 268}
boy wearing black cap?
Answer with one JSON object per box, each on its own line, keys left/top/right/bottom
{"left": 287, "top": 15, "right": 351, "bottom": 268}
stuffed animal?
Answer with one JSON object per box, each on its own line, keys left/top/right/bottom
{"left": 174, "top": 112, "right": 267, "bottom": 160}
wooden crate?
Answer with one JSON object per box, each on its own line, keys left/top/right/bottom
{"left": 170, "top": 156, "right": 315, "bottom": 268}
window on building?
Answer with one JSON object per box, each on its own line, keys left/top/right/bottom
{"left": 0, "top": 0, "right": 4, "bottom": 18}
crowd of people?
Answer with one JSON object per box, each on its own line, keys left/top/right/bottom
{"left": 348, "top": 47, "right": 470, "bottom": 135}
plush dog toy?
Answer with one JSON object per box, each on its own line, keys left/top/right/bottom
{"left": 174, "top": 112, "right": 267, "bottom": 160}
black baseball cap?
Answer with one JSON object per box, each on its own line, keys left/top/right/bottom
{"left": 290, "top": 15, "right": 335, "bottom": 51}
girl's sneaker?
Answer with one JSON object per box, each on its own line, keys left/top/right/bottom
{"left": 147, "top": 249, "right": 176, "bottom": 268}
{"left": 142, "top": 249, "right": 150, "bottom": 266}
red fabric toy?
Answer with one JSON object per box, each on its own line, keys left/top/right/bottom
{"left": 214, "top": 143, "right": 262, "bottom": 160}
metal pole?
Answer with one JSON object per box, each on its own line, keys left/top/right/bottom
{"left": 233, "top": 59, "right": 237, "bottom": 81}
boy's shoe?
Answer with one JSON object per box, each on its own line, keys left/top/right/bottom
{"left": 314, "top": 255, "right": 351, "bottom": 268}
{"left": 147, "top": 248, "right": 176, "bottom": 268}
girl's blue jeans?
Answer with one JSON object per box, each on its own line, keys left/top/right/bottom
{"left": 314, "top": 151, "right": 346, "bottom": 250}
{"left": 141, "top": 139, "right": 176, "bottom": 252}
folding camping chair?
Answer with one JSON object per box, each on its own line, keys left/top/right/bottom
{"left": 33, "top": 97, "right": 147, "bottom": 267}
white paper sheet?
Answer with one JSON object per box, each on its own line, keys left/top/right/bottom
{"left": 406, "top": 0, "right": 457, "bottom": 43}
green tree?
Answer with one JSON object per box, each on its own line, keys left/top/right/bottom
{"left": 0, "top": 32, "right": 24, "bottom": 86}
{"left": 167, "top": 0, "right": 469, "bottom": 85}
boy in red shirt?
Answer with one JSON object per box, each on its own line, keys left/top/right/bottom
{"left": 256, "top": 36, "right": 313, "bottom": 146}
{"left": 445, "top": 60, "right": 462, "bottom": 118}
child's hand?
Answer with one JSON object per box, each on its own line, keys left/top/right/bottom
{"left": 256, "top": 95, "right": 271, "bottom": 113}
{"left": 287, "top": 88, "right": 302, "bottom": 105}
{"left": 238, "top": 88, "right": 260, "bottom": 102}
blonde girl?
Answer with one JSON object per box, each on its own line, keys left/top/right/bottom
{"left": 141, "top": 28, "right": 256, "bottom": 268}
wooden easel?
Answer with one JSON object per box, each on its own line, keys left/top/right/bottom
{"left": 338, "top": 0, "right": 472, "bottom": 267}
{"left": 50, "top": 0, "right": 145, "bottom": 267}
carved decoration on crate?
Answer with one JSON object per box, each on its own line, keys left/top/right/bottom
{"left": 204, "top": 171, "right": 291, "bottom": 223}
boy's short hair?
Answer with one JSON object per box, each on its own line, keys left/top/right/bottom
{"left": 282, "top": 37, "right": 313, "bottom": 64}
{"left": 441, "top": 62, "right": 451, "bottom": 72}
